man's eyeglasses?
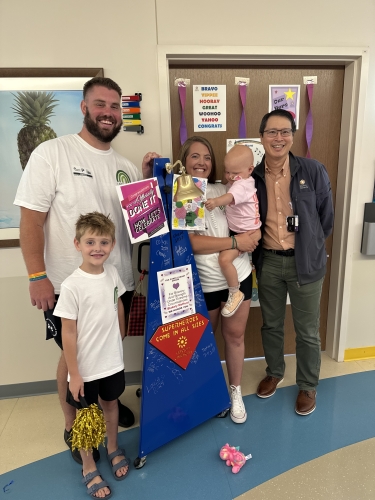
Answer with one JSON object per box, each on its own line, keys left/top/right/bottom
{"left": 263, "top": 128, "right": 293, "bottom": 138}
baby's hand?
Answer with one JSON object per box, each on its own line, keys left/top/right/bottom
{"left": 205, "top": 199, "right": 217, "bottom": 211}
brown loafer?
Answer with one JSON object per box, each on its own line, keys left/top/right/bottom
{"left": 256, "top": 376, "right": 284, "bottom": 398}
{"left": 295, "top": 390, "right": 316, "bottom": 415}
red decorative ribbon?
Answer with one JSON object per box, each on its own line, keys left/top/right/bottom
{"left": 178, "top": 82, "right": 187, "bottom": 145}
{"left": 238, "top": 83, "right": 247, "bottom": 138}
{"left": 305, "top": 84, "right": 314, "bottom": 158}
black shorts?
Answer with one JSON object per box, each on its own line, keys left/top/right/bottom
{"left": 66, "top": 370, "right": 125, "bottom": 409}
{"left": 203, "top": 272, "right": 252, "bottom": 311}
{"left": 44, "top": 290, "right": 134, "bottom": 349}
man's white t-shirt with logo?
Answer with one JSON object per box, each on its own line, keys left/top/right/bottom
{"left": 14, "top": 134, "right": 142, "bottom": 293}
{"left": 193, "top": 183, "right": 251, "bottom": 293}
{"left": 54, "top": 264, "right": 125, "bottom": 382}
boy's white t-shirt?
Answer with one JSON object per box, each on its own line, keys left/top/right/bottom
{"left": 193, "top": 183, "right": 251, "bottom": 293}
{"left": 14, "top": 134, "right": 142, "bottom": 293}
{"left": 53, "top": 263, "right": 125, "bottom": 382}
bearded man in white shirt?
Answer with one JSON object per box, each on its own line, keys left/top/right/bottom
{"left": 14, "top": 76, "right": 158, "bottom": 464}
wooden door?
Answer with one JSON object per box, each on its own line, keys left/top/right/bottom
{"left": 169, "top": 64, "right": 343, "bottom": 359}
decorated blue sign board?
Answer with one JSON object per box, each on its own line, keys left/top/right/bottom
{"left": 136, "top": 158, "right": 230, "bottom": 464}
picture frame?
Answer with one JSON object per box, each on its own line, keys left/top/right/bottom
{"left": 0, "top": 68, "right": 103, "bottom": 248}
{"left": 268, "top": 84, "right": 300, "bottom": 129}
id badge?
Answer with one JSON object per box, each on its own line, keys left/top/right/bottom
{"left": 286, "top": 215, "right": 299, "bottom": 232}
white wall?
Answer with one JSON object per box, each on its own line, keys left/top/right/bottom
{"left": 156, "top": 0, "right": 374, "bottom": 47}
{"left": 0, "top": 0, "right": 161, "bottom": 386}
{"left": 1, "top": 0, "right": 374, "bottom": 387}
{"left": 155, "top": 0, "right": 375, "bottom": 348}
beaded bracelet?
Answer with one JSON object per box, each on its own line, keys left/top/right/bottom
{"left": 231, "top": 235, "right": 238, "bottom": 250}
{"left": 29, "top": 271, "right": 47, "bottom": 282}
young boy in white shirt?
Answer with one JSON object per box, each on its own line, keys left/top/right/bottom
{"left": 205, "top": 145, "right": 261, "bottom": 317}
{"left": 54, "top": 212, "right": 129, "bottom": 499}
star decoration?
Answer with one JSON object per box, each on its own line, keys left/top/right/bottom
{"left": 284, "top": 88, "right": 296, "bottom": 100}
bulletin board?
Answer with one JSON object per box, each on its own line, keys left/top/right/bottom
{"left": 138, "top": 158, "right": 229, "bottom": 460}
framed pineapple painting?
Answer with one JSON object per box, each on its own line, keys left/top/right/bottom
{"left": 0, "top": 68, "right": 103, "bottom": 248}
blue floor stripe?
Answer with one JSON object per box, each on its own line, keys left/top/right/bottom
{"left": 1, "top": 371, "right": 374, "bottom": 500}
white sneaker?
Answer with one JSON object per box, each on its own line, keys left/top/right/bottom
{"left": 230, "top": 385, "right": 247, "bottom": 424}
{"left": 221, "top": 290, "right": 244, "bottom": 317}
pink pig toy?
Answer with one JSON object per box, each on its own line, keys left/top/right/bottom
{"left": 219, "top": 443, "right": 252, "bottom": 474}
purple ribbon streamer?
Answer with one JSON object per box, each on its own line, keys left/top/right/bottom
{"left": 178, "top": 83, "right": 187, "bottom": 145}
{"left": 305, "top": 84, "right": 314, "bottom": 158}
{"left": 239, "top": 83, "right": 247, "bottom": 138}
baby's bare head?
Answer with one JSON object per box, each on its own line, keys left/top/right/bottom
{"left": 224, "top": 145, "right": 254, "bottom": 178}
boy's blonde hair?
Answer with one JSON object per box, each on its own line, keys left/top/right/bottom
{"left": 75, "top": 212, "right": 116, "bottom": 241}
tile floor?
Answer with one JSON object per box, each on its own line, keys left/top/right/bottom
{"left": 1, "top": 352, "right": 375, "bottom": 499}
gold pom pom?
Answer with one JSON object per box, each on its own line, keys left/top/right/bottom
{"left": 71, "top": 404, "right": 106, "bottom": 452}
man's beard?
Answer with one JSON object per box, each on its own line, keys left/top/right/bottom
{"left": 84, "top": 110, "right": 122, "bottom": 143}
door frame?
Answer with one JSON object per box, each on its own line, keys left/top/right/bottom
{"left": 157, "top": 45, "right": 370, "bottom": 362}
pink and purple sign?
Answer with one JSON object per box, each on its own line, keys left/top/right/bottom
{"left": 269, "top": 85, "right": 300, "bottom": 129}
{"left": 117, "top": 178, "right": 168, "bottom": 243}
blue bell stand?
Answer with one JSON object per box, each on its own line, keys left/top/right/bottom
{"left": 135, "top": 158, "right": 230, "bottom": 467}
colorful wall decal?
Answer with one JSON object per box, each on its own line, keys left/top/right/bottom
{"left": 122, "top": 93, "right": 144, "bottom": 134}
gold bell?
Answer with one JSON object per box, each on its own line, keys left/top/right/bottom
{"left": 165, "top": 160, "right": 204, "bottom": 202}
{"left": 173, "top": 172, "right": 204, "bottom": 202}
